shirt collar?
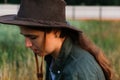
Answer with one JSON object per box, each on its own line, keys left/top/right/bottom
{"left": 51, "top": 37, "right": 73, "bottom": 74}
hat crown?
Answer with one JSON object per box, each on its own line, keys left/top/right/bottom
{"left": 17, "top": 0, "right": 66, "bottom": 22}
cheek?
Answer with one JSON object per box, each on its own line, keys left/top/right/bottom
{"left": 45, "top": 37, "right": 56, "bottom": 53}
{"left": 32, "top": 37, "right": 44, "bottom": 50}
{"left": 33, "top": 40, "right": 42, "bottom": 48}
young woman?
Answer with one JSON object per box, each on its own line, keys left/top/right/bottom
{"left": 19, "top": 26, "right": 113, "bottom": 80}
{"left": 0, "top": 0, "right": 113, "bottom": 80}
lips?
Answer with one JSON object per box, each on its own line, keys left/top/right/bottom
{"left": 33, "top": 49, "right": 39, "bottom": 53}
{"left": 30, "top": 47, "right": 44, "bottom": 56}
{"left": 32, "top": 49, "right": 43, "bottom": 56}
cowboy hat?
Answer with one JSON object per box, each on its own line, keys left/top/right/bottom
{"left": 0, "top": 0, "right": 82, "bottom": 32}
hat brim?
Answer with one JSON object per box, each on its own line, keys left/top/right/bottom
{"left": 0, "top": 15, "right": 82, "bottom": 32}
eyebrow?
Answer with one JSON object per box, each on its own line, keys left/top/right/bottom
{"left": 20, "top": 33, "right": 37, "bottom": 37}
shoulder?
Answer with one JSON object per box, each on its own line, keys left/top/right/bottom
{"left": 69, "top": 45, "right": 97, "bottom": 65}
{"left": 63, "top": 45, "right": 105, "bottom": 80}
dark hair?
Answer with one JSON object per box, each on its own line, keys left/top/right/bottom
{"left": 60, "top": 28, "right": 113, "bottom": 80}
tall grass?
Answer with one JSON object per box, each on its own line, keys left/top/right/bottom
{"left": 0, "top": 24, "right": 37, "bottom": 80}
{"left": 70, "top": 20, "right": 120, "bottom": 53}
{"left": 0, "top": 20, "right": 120, "bottom": 80}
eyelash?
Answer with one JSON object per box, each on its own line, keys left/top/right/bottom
{"left": 30, "top": 36, "right": 37, "bottom": 39}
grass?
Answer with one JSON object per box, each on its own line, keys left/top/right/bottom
{"left": 69, "top": 20, "right": 120, "bottom": 53}
{"left": 0, "top": 24, "right": 37, "bottom": 80}
{"left": 0, "top": 20, "right": 120, "bottom": 80}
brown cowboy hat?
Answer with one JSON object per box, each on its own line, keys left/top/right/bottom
{"left": 0, "top": 0, "right": 82, "bottom": 32}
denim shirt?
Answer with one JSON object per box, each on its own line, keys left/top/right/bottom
{"left": 45, "top": 38, "right": 106, "bottom": 80}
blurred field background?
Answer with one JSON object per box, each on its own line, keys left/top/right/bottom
{"left": 0, "top": 20, "right": 120, "bottom": 80}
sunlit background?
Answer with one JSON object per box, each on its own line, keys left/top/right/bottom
{"left": 0, "top": 0, "right": 120, "bottom": 80}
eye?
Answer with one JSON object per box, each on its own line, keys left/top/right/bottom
{"left": 22, "top": 34, "right": 38, "bottom": 40}
{"left": 30, "top": 36, "right": 38, "bottom": 40}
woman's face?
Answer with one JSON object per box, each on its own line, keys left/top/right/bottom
{"left": 20, "top": 27, "right": 64, "bottom": 57}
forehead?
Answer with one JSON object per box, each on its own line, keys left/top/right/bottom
{"left": 19, "top": 26, "right": 44, "bottom": 35}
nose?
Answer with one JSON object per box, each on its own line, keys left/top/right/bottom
{"left": 25, "top": 38, "right": 32, "bottom": 48}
